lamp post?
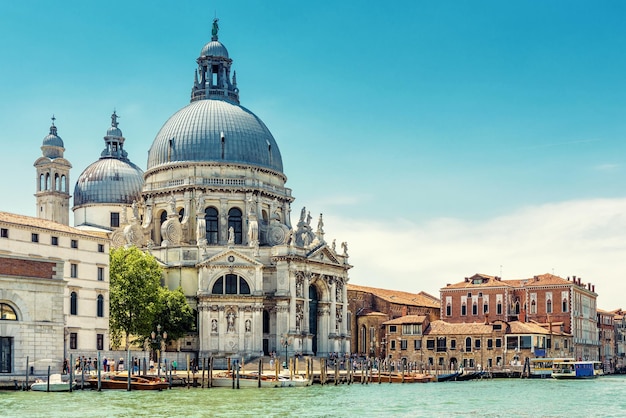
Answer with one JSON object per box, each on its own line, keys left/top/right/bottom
{"left": 151, "top": 325, "right": 167, "bottom": 377}
{"left": 280, "top": 334, "right": 292, "bottom": 369}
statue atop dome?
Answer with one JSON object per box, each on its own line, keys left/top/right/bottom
{"left": 211, "top": 18, "right": 219, "bottom": 40}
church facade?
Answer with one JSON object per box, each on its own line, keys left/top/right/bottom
{"left": 72, "top": 20, "right": 352, "bottom": 360}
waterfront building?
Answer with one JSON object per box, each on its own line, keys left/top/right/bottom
{"left": 611, "top": 309, "right": 626, "bottom": 372}
{"left": 0, "top": 211, "right": 109, "bottom": 376}
{"left": 597, "top": 309, "right": 615, "bottom": 373}
{"left": 347, "top": 284, "right": 440, "bottom": 358}
{"left": 440, "top": 273, "right": 599, "bottom": 361}
{"left": 382, "top": 315, "right": 571, "bottom": 372}
{"left": 70, "top": 20, "right": 352, "bottom": 359}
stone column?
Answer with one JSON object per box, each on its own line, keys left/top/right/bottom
{"left": 330, "top": 277, "right": 337, "bottom": 336}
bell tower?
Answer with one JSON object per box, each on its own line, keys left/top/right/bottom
{"left": 34, "top": 116, "right": 72, "bottom": 225}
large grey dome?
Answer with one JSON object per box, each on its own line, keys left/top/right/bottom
{"left": 147, "top": 99, "right": 283, "bottom": 172}
{"left": 74, "top": 158, "right": 143, "bottom": 206}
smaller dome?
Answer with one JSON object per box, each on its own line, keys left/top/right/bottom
{"left": 107, "top": 127, "right": 123, "bottom": 137}
{"left": 42, "top": 132, "right": 64, "bottom": 148}
{"left": 73, "top": 158, "right": 144, "bottom": 207}
{"left": 200, "top": 40, "right": 229, "bottom": 58}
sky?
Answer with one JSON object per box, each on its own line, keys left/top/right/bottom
{"left": 1, "top": 1, "right": 626, "bottom": 308}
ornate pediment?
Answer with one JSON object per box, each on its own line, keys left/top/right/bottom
{"left": 307, "top": 245, "right": 341, "bottom": 265}
{"left": 196, "top": 249, "right": 263, "bottom": 270}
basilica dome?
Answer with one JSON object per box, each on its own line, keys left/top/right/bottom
{"left": 73, "top": 112, "right": 144, "bottom": 207}
{"left": 74, "top": 158, "right": 143, "bottom": 206}
{"left": 147, "top": 99, "right": 283, "bottom": 172}
{"left": 145, "top": 22, "right": 283, "bottom": 174}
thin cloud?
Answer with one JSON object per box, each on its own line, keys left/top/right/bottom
{"left": 324, "top": 198, "right": 626, "bottom": 310}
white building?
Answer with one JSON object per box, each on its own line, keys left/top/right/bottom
{"left": 0, "top": 211, "right": 109, "bottom": 376}
{"left": 72, "top": 20, "right": 352, "bottom": 360}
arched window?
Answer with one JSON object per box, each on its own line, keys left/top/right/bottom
{"left": 514, "top": 300, "right": 520, "bottom": 315}
{"left": 465, "top": 337, "right": 472, "bottom": 352}
{"left": 211, "top": 274, "right": 251, "bottom": 295}
{"left": 530, "top": 299, "right": 537, "bottom": 314}
{"left": 54, "top": 173, "right": 60, "bottom": 191}
{"left": 546, "top": 299, "right": 552, "bottom": 314}
{"left": 61, "top": 175, "right": 67, "bottom": 192}
{"left": 97, "top": 294, "right": 104, "bottom": 318}
{"left": 39, "top": 174, "right": 45, "bottom": 191}
{"left": 239, "top": 277, "right": 250, "bottom": 294}
{"left": 228, "top": 207, "right": 243, "bottom": 244}
{"left": 178, "top": 208, "right": 184, "bottom": 222}
{"left": 212, "top": 277, "right": 224, "bottom": 294}
{"left": 472, "top": 303, "right": 478, "bottom": 316}
{"left": 160, "top": 210, "right": 167, "bottom": 225}
{"left": 461, "top": 303, "right": 467, "bottom": 316}
{"left": 446, "top": 303, "right": 451, "bottom": 316}
{"left": 0, "top": 303, "right": 18, "bottom": 320}
{"left": 562, "top": 298, "right": 568, "bottom": 313}
{"left": 45, "top": 173, "right": 51, "bottom": 190}
{"left": 70, "top": 292, "right": 78, "bottom": 315}
{"left": 205, "top": 207, "right": 219, "bottom": 244}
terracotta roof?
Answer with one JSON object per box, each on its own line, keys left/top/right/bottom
{"left": 425, "top": 320, "right": 494, "bottom": 335}
{"left": 348, "top": 283, "right": 440, "bottom": 308}
{"left": 442, "top": 273, "right": 514, "bottom": 290}
{"left": 597, "top": 308, "right": 615, "bottom": 316}
{"left": 424, "top": 320, "right": 552, "bottom": 336}
{"left": 0, "top": 211, "right": 108, "bottom": 239}
{"left": 508, "top": 321, "right": 551, "bottom": 335}
{"left": 443, "top": 273, "right": 593, "bottom": 293}
{"left": 383, "top": 315, "right": 427, "bottom": 325}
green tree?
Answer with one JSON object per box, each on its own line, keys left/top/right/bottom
{"left": 154, "top": 287, "right": 195, "bottom": 344}
{"left": 109, "top": 246, "right": 162, "bottom": 349}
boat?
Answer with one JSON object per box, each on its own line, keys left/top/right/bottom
{"left": 436, "top": 371, "right": 461, "bottom": 382}
{"left": 210, "top": 371, "right": 312, "bottom": 388}
{"left": 356, "top": 371, "right": 435, "bottom": 383}
{"left": 86, "top": 373, "right": 169, "bottom": 390}
{"left": 552, "top": 359, "right": 602, "bottom": 379}
{"left": 453, "top": 370, "right": 486, "bottom": 381}
{"left": 529, "top": 358, "right": 575, "bottom": 378}
{"left": 30, "top": 374, "right": 76, "bottom": 392}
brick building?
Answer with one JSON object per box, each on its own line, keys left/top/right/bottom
{"left": 441, "top": 273, "right": 599, "bottom": 361}
{"left": 597, "top": 309, "right": 615, "bottom": 373}
{"left": 347, "top": 284, "right": 440, "bottom": 357}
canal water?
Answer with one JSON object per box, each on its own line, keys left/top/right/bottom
{"left": 1, "top": 375, "right": 625, "bottom": 417}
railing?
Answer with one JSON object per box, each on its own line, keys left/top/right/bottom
{"left": 144, "top": 176, "right": 292, "bottom": 197}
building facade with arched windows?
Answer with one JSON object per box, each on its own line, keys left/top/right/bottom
{"left": 69, "top": 21, "right": 352, "bottom": 360}
{"left": 0, "top": 212, "right": 110, "bottom": 376}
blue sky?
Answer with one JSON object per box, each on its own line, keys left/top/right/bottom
{"left": 1, "top": 1, "right": 626, "bottom": 308}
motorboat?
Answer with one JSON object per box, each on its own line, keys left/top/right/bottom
{"left": 30, "top": 374, "right": 76, "bottom": 392}
{"left": 86, "top": 373, "right": 169, "bottom": 390}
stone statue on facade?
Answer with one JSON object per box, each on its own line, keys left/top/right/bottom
{"left": 168, "top": 194, "right": 177, "bottom": 216}
{"left": 211, "top": 318, "right": 218, "bottom": 333}
{"left": 228, "top": 226, "right": 235, "bottom": 245}
{"left": 341, "top": 241, "right": 348, "bottom": 256}
{"left": 226, "top": 311, "right": 235, "bottom": 332}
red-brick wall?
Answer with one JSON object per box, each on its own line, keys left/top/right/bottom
{"left": 0, "top": 257, "right": 56, "bottom": 279}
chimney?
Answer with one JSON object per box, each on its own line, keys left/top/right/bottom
{"left": 592, "top": 285, "right": 595, "bottom": 293}
{"left": 484, "top": 313, "right": 490, "bottom": 325}
{"left": 567, "top": 276, "right": 570, "bottom": 281}
{"left": 465, "top": 277, "right": 469, "bottom": 282}
{"left": 401, "top": 306, "right": 407, "bottom": 316}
